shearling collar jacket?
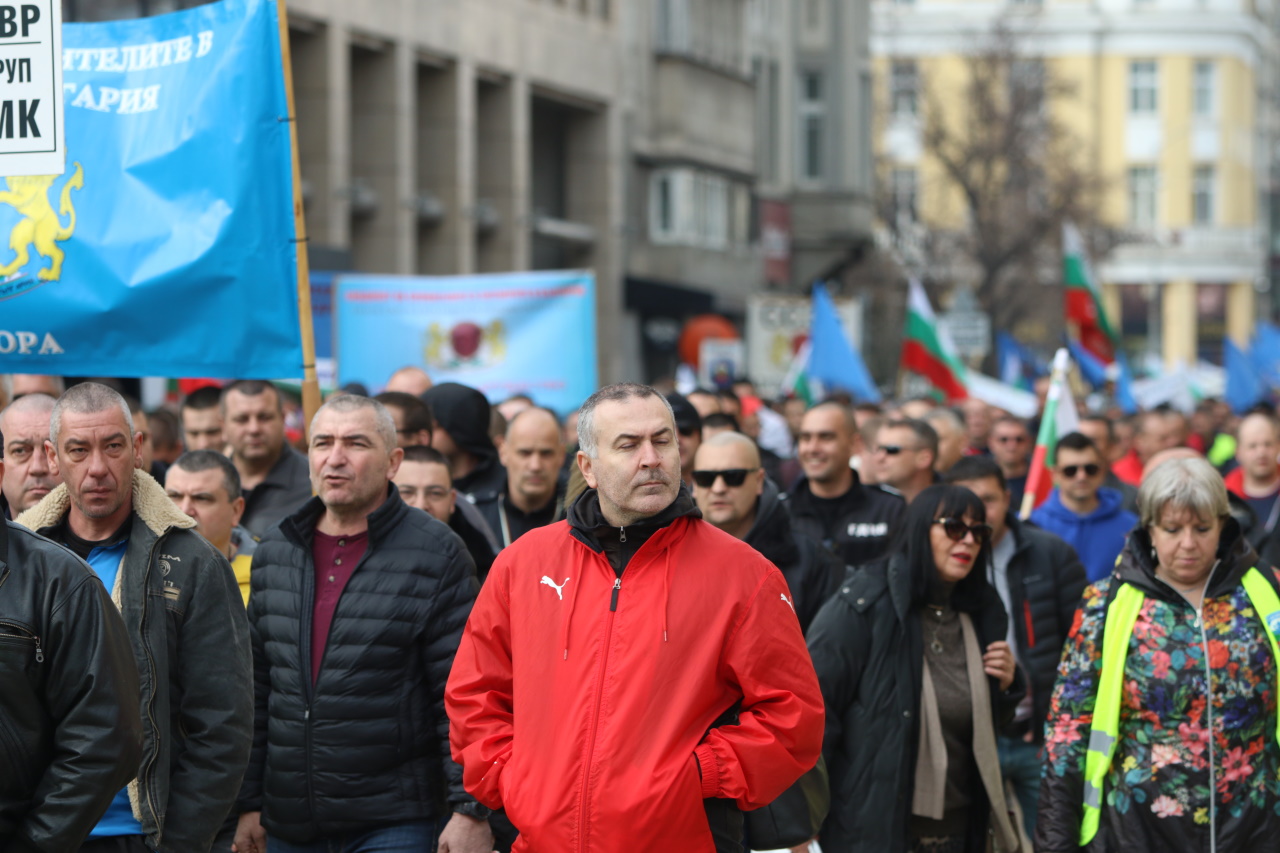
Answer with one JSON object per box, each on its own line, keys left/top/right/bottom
{"left": 18, "top": 471, "right": 252, "bottom": 853}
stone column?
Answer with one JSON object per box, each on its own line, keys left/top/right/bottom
{"left": 1162, "top": 279, "right": 1197, "bottom": 369}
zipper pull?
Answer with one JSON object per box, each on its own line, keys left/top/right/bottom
{"left": 34, "top": 638, "right": 43, "bottom": 663}
{"left": 618, "top": 526, "right": 627, "bottom": 543}
{"left": 610, "top": 578, "right": 621, "bottom": 612}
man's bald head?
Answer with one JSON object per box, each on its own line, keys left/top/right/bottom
{"left": 697, "top": 429, "right": 762, "bottom": 468}
{"left": 384, "top": 366, "right": 433, "bottom": 396}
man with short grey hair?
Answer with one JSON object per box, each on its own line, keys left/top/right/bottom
{"left": 447, "top": 383, "right": 824, "bottom": 853}
{"left": 236, "top": 394, "right": 492, "bottom": 853}
{"left": 17, "top": 382, "right": 252, "bottom": 853}
{"left": 1, "top": 392, "right": 60, "bottom": 517}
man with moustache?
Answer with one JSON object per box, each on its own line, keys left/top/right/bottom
{"left": 447, "top": 383, "right": 824, "bottom": 853}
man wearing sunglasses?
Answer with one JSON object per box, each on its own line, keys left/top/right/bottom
{"left": 990, "top": 417, "right": 1032, "bottom": 509}
{"left": 691, "top": 432, "right": 844, "bottom": 632}
{"left": 946, "top": 456, "right": 1086, "bottom": 839}
{"left": 1030, "top": 432, "right": 1137, "bottom": 582}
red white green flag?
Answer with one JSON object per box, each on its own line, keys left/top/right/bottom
{"left": 902, "top": 278, "right": 969, "bottom": 401}
{"left": 1020, "top": 348, "right": 1080, "bottom": 518}
{"left": 1063, "top": 223, "right": 1118, "bottom": 365}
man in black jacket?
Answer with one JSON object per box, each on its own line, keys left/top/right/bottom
{"left": 786, "top": 401, "right": 904, "bottom": 568}
{"left": 17, "top": 382, "right": 252, "bottom": 852}
{"left": 946, "top": 456, "right": 1087, "bottom": 838}
{"left": 235, "top": 395, "right": 491, "bottom": 853}
{"left": 692, "top": 431, "right": 844, "bottom": 632}
{"left": 0, "top": 454, "right": 142, "bottom": 853}
{"left": 223, "top": 381, "right": 314, "bottom": 538}
{"left": 474, "top": 408, "right": 567, "bottom": 549}
{"left": 423, "top": 382, "right": 506, "bottom": 502}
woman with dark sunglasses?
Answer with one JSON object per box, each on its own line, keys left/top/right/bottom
{"left": 805, "top": 484, "right": 1024, "bottom": 852}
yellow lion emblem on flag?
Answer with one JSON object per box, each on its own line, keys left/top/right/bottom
{"left": 0, "top": 162, "right": 84, "bottom": 282}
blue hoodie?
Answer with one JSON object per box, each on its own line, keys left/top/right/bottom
{"left": 1030, "top": 486, "right": 1137, "bottom": 582}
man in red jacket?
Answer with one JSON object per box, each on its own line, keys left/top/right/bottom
{"left": 446, "top": 383, "right": 824, "bottom": 853}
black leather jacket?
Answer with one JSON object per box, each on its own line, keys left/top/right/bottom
{"left": 0, "top": 513, "right": 142, "bottom": 853}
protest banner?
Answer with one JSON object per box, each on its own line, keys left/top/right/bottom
{"left": 335, "top": 271, "right": 597, "bottom": 415}
{"left": 0, "top": 0, "right": 309, "bottom": 384}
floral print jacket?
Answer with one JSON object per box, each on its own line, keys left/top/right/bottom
{"left": 1036, "top": 521, "right": 1280, "bottom": 852}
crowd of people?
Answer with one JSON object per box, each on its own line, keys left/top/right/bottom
{"left": 3, "top": 367, "right": 1280, "bottom": 853}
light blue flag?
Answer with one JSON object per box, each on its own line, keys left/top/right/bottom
{"left": 807, "top": 283, "right": 880, "bottom": 403}
{"left": 1226, "top": 338, "right": 1266, "bottom": 414}
{"left": 0, "top": 0, "right": 301, "bottom": 377}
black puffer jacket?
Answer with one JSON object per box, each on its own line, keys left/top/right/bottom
{"left": 806, "top": 555, "right": 1022, "bottom": 853}
{"left": 746, "top": 478, "right": 846, "bottom": 632}
{"left": 0, "top": 515, "right": 142, "bottom": 853}
{"left": 999, "top": 514, "right": 1087, "bottom": 742}
{"left": 239, "top": 488, "right": 483, "bottom": 842}
{"left": 785, "top": 474, "right": 904, "bottom": 570}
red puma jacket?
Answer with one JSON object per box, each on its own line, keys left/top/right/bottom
{"left": 445, "top": 506, "right": 824, "bottom": 853}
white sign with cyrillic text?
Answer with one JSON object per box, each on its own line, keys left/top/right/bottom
{"left": 0, "top": 0, "right": 63, "bottom": 176}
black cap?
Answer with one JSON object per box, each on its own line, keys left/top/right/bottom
{"left": 666, "top": 392, "right": 702, "bottom": 434}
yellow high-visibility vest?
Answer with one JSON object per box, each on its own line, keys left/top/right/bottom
{"left": 1079, "top": 567, "right": 1280, "bottom": 845}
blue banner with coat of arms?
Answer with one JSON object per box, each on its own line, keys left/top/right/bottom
{"left": 0, "top": 0, "right": 302, "bottom": 377}
{"left": 336, "top": 271, "right": 597, "bottom": 415}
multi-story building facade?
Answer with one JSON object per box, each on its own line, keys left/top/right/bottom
{"left": 874, "top": 0, "right": 1280, "bottom": 367}
{"left": 66, "top": 0, "right": 878, "bottom": 385}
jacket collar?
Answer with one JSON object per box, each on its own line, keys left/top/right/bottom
{"left": 566, "top": 482, "right": 700, "bottom": 552}
{"left": 16, "top": 469, "right": 196, "bottom": 538}
{"left": 744, "top": 478, "right": 799, "bottom": 566}
{"left": 1116, "top": 515, "right": 1257, "bottom": 601}
{"left": 281, "top": 483, "right": 408, "bottom": 548}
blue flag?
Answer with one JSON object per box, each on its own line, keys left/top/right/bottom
{"left": 1227, "top": 338, "right": 1266, "bottom": 414}
{"left": 1067, "top": 338, "right": 1137, "bottom": 414}
{"left": 0, "top": 0, "right": 301, "bottom": 377}
{"left": 1251, "top": 321, "right": 1280, "bottom": 387}
{"left": 807, "top": 283, "right": 880, "bottom": 403}
{"left": 996, "top": 332, "right": 1044, "bottom": 390}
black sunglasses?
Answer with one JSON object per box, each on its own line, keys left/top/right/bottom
{"left": 1061, "top": 463, "right": 1101, "bottom": 479}
{"left": 876, "top": 444, "right": 907, "bottom": 455}
{"left": 692, "top": 468, "right": 758, "bottom": 488}
{"left": 933, "top": 518, "right": 993, "bottom": 545}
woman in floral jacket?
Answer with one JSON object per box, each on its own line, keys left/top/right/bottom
{"left": 1037, "top": 456, "right": 1280, "bottom": 852}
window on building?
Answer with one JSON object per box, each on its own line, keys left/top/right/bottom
{"left": 655, "top": 0, "right": 690, "bottom": 53}
{"left": 1128, "top": 166, "right": 1158, "bottom": 227}
{"left": 648, "top": 168, "right": 741, "bottom": 249}
{"left": 1193, "top": 60, "right": 1215, "bottom": 117}
{"left": 1192, "top": 165, "right": 1215, "bottom": 225}
{"left": 1129, "top": 60, "right": 1158, "bottom": 114}
{"left": 890, "top": 167, "right": 918, "bottom": 225}
{"left": 799, "top": 70, "right": 827, "bottom": 182}
{"left": 891, "top": 60, "right": 918, "bottom": 118}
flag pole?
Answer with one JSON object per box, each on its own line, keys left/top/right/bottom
{"left": 275, "top": 0, "right": 321, "bottom": 441}
{"left": 1020, "top": 348, "right": 1072, "bottom": 519}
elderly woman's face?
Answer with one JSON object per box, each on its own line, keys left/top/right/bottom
{"left": 1151, "top": 506, "right": 1223, "bottom": 588}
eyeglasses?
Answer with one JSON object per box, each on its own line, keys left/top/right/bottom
{"left": 692, "top": 468, "right": 758, "bottom": 488}
{"left": 933, "top": 518, "right": 993, "bottom": 545}
{"left": 1061, "top": 463, "right": 1101, "bottom": 479}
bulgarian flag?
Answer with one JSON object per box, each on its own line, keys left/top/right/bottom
{"left": 1020, "top": 348, "right": 1080, "bottom": 518}
{"left": 780, "top": 339, "right": 817, "bottom": 405}
{"left": 902, "top": 278, "right": 968, "bottom": 401}
{"left": 1063, "top": 223, "right": 1118, "bottom": 365}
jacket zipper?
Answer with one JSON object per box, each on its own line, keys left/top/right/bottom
{"left": 0, "top": 619, "right": 43, "bottom": 662}
{"left": 1170, "top": 562, "right": 1219, "bottom": 853}
{"left": 139, "top": 538, "right": 163, "bottom": 834}
{"left": 577, "top": 576, "right": 621, "bottom": 853}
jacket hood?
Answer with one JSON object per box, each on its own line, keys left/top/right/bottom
{"left": 744, "top": 477, "right": 799, "bottom": 567}
{"left": 422, "top": 382, "right": 497, "bottom": 461}
{"left": 566, "top": 481, "right": 701, "bottom": 550}
{"left": 1039, "top": 484, "right": 1126, "bottom": 523}
{"left": 17, "top": 468, "right": 196, "bottom": 538}
{"left": 1115, "top": 515, "right": 1258, "bottom": 601}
